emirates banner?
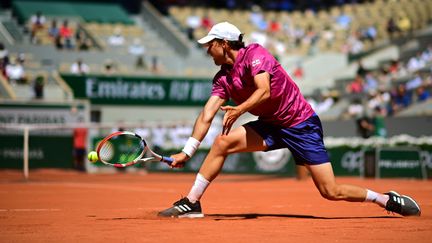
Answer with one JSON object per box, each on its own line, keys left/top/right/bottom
{"left": 61, "top": 74, "right": 212, "bottom": 106}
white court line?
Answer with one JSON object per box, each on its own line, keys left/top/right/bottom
{"left": 0, "top": 209, "right": 61, "bottom": 212}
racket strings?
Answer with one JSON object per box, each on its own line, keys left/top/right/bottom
{"left": 99, "top": 142, "right": 114, "bottom": 162}
{"left": 99, "top": 134, "right": 145, "bottom": 164}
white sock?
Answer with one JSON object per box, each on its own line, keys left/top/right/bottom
{"left": 187, "top": 173, "right": 210, "bottom": 203}
{"left": 364, "top": 189, "right": 389, "bottom": 207}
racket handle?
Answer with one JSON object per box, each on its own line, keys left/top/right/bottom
{"left": 161, "top": 156, "right": 174, "bottom": 165}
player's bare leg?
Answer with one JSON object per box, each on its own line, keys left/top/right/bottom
{"left": 158, "top": 125, "right": 267, "bottom": 218}
{"left": 296, "top": 165, "right": 310, "bottom": 181}
{"left": 306, "top": 163, "right": 368, "bottom": 202}
{"left": 306, "top": 163, "right": 421, "bottom": 216}
{"left": 198, "top": 125, "right": 267, "bottom": 181}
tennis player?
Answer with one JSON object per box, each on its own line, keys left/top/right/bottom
{"left": 158, "top": 22, "right": 421, "bottom": 218}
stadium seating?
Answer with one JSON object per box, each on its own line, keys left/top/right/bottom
{"left": 12, "top": 1, "right": 134, "bottom": 25}
{"left": 0, "top": 0, "right": 430, "bottom": 123}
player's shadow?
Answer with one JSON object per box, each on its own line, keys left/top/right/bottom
{"left": 206, "top": 213, "right": 400, "bottom": 220}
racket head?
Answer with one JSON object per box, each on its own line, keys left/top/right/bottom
{"left": 96, "top": 131, "right": 146, "bottom": 167}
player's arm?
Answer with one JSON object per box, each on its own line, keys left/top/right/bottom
{"left": 192, "top": 95, "right": 227, "bottom": 141}
{"left": 221, "top": 72, "right": 271, "bottom": 135}
{"left": 170, "top": 95, "right": 226, "bottom": 167}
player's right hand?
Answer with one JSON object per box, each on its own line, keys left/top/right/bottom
{"left": 169, "top": 152, "right": 189, "bottom": 168}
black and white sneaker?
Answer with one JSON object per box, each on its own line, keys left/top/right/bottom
{"left": 158, "top": 197, "right": 204, "bottom": 218}
{"left": 385, "top": 191, "right": 421, "bottom": 216}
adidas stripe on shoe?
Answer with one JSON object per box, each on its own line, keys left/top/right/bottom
{"left": 158, "top": 197, "right": 204, "bottom": 218}
{"left": 385, "top": 191, "right": 421, "bottom": 216}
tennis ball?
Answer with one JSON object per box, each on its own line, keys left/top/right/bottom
{"left": 88, "top": 151, "right": 98, "bottom": 163}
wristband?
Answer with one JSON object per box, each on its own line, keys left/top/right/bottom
{"left": 182, "top": 137, "right": 201, "bottom": 157}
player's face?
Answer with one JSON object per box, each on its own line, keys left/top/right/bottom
{"left": 205, "top": 40, "right": 226, "bottom": 66}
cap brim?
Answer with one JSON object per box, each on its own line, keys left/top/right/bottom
{"left": 197, "top": 35, "right": 216, "bottom": 44}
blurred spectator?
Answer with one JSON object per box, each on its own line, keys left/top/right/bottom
{"left": 0, "top": 42, "right": 9, "bottom": 76}
{"left": 388, "top": 59, "right": 401, "bottom": 75}
{"left": 377, "top": 68, "right": 392, "bottom": 90}
{"left": 78, "top": 37, "right": 92, "bottom": 51}
{"left": 29, "top": 11, "right": 46, "bottom": 43}
{"left": 363, "top": 71, "right": 378, "bottom": 93}
{"left": 249, "top": 30, "right": 268, "bottom": 46}
{"left": 390, "top": 84, "right": 412, "bottom": 115}
{"left": 346, "top": 98, "right": 364, "bottom": 118}
{"left": 415, "top": 85, "right": 430, "bottom": 102}
{"left": 102, "top": 59, "right": 117, "bottom": 75}
{"left": 249, "top": 5, "right": 267, "bottom": 30}
{"left": 129, "top": 38, "right": 146, "bottom": 70}
{"left": 73, "top": 124, "right": 87, "bottom": 172}
{"left": 397, "top": 14, "right": 411, "bottom": 34}
{"left": 356, "top": 60, "right": 367, "bottom": 77}
{"left": 314, "top": 94, "right": 335, "bottom": 114}
{"left": 372, "top": 106, "right": 387, "bottom": 138}
{"left": 59, "top": 20, "right": 74, "bottom": 49}
{"left": 335, "top": 9, "right": 351, "bottom": 30}
{"left": 293, "top": 63, "right": 304, "bottom": 80}
{"left": 421, "top": 45, "right": 432, "bottom": 63}
{"left": 322, "top": 25, "right": 335, "bottom": 49}
{"left": 346, "top": 75, "right": 364, "bottom": 94}
{"left": 151, "top": 55, "right": 160, "bottom": 73}
{"left": 367, "top": 89, "right": 391, "bottom": 113}
{"left": 185, "top": 11, "right": 201, "bottom": 41}
{"left": 5, "top": 57, "right": 27, "bottom": 84}
{"left": 33, "top": 74, "right": 45, "bottom": 99}
{"left": 70, "top": 58, "right": 90, "bottom": 75}
{"left": 292, "top": 24, "right": 305, "bottom": 48}
{"left": 346, "top": 31, "right": 364, "bottom": 54}
{"left": 48, "top": 19, "right": 59, "bottom": 40}
{"left": 268, "top": 19, "right": 281, "bottom": 34}
{"left": 107, "top": 27, "right": 125, "bottom": 46}
{"left": 135, "top": 55, "right": 148, "bottom": 70}
{"left": 406, "top": 52, "right": 425, "bottom": 73}
{"left": 356, "top": 115, "right": 374, "bottom": 139}
{"left": 386, "top": 17, "right": 399, "bottom": 39}
{"left": 129, "top": 38, "right": 145, "bottom": 56}
{"left": 361, "top": 24, "right": 377, "bottom": 44}
{"left": 201, "top": 13, "right": 213, "bottom": 31}
{"left": 304, "top": 25, "right": 319, "bottom": 55}
{"left": 54, "top": 35, "right": 64, "bottom": 50}
{"left": 405, "top": 72, "right": 423, "bottom": 91}
{"left": 75, "top": 29, "right": 92, "bottom": 51}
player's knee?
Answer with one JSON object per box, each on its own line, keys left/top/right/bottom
{"left": 318, "top": 185, "right": 340, "bottom": 201}
{"left": 212, "top": 135, "right": 231, "bottom": 154}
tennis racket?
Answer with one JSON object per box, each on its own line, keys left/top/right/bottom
{"left": 96, "top": 131, "right": 173, "bottom": 168}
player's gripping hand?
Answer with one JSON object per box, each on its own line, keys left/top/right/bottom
{"left": 169, "top": 152, "right": 189, "bottom": 168}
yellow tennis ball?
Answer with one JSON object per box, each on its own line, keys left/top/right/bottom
{"left": 88, "top": 151, "right": 98, "bottom": 163}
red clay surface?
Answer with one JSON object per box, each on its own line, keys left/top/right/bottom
{"left": 0, "top": 169, "right": 431, "bottom": 243}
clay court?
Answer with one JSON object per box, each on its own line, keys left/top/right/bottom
{"left": 0, "top": 169, "right": 431, "bottom": 242}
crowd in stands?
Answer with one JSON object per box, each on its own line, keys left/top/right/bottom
{"left": 344, "top": 45, "right": 432, "bottom": 121}
{"left": 24, "top": 10, "right": 159, "bottom": 76}
{"left": 171, "top": 0, "right": 432, "bottom": 57}
{"left": 0, "top": 42, "right": 27, "bottom": 85}
{"left": 0, "top": 41, "right": 47, "bottom": 99}
{"left": 302, "top": 44, "right": 432, "bottom": 126}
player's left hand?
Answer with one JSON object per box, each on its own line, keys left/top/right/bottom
{"left": 221, "top": 105, "right": 242, "bottom": 135}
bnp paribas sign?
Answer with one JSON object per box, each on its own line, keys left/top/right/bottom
{"left": 62, "top": 74, "right": 212, "bottom": 106}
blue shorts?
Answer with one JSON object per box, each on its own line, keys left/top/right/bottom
{"left": 245, "top": 114, "right": 330, "bottom": 165}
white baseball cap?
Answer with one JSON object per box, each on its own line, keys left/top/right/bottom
{"left": 197, "top": 22, "right": 242, "bottom": 44}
